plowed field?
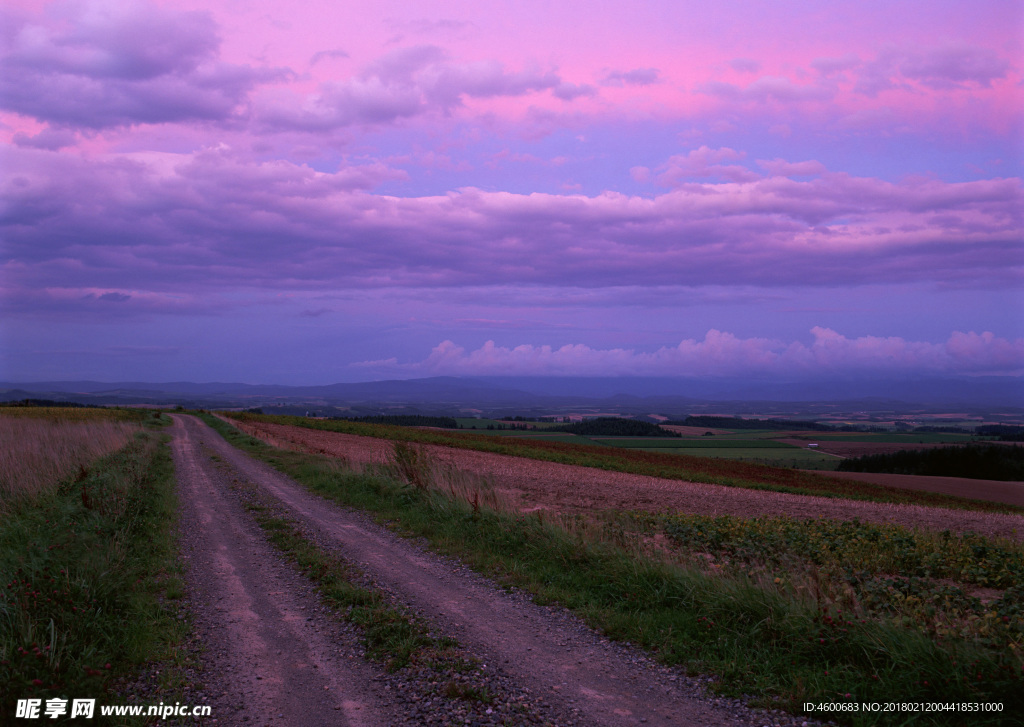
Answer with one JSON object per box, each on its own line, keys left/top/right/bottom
{"left": 230, "top": 418, "right": 1024, "bottom": 542}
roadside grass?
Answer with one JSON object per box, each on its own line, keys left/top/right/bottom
{"left": 0, "top": 407, "right": 150, "bottom": 423}
{"left": 225, "top": 412, "right": 1023, "bottom": 514}
{"left": 0, "top": 409, "right": 160, "bottom": 508}
{"left": 202, "top": 414, "right": 1022, "bottom": 725}
{"left": 0, "top": 414, "right": 191, "bottom": 720}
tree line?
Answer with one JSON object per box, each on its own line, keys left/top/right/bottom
{"left": 837, "top": 444, "right": 1024, "bottom": 481}
{"left": 549, "top": 418, "right": 681, "bottom": 437}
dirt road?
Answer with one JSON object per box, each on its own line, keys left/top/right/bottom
{"left": 172, "top": 414, "right": 397, "bottom": 726}
{"left": 171, "top": 415, "right": 806, "bottom": 726}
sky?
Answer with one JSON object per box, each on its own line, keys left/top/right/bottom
{"left": 1, "top": 0, "right": 1022, "bottom": 385}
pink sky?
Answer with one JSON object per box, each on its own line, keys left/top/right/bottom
{"left": 1, "top": 0, "right": 1021, "bottom": 384}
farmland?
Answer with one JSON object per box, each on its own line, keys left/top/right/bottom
{"left": 435, "top": 418, "right": 1004, "bottom": 473}
{"left": 226, "top": 411, "right": 1024, "bottom": 512}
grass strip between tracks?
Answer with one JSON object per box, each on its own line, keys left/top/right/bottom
{"left": 224, "top": 412, "right": 1024, "bottom": 514}
{"left": 201, "top": 413, "right": 1023, "bottom": 726}
{"left": 0, "top": 415, "right": 194, "bottom": 720}
{"left": 237, "top": 494, "right": 479, "bottom": 680}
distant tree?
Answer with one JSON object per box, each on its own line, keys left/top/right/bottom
{"left": 549, "top": 417, "right": 680, "bottom": 437}
{"left": 838, "top": 444, "right": 1024, "bottom": 481}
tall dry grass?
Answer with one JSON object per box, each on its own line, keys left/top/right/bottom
{"left": 0, "top": 415, "right": 141, "bottom": 507}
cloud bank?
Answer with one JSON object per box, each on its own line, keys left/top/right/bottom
{"left": 355, "top": 329, "right": 1024, "bottom": 378}
{"left": 2, "top": 144, "right": 1019, "bottom": 304}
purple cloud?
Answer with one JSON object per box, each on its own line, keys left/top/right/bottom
{"left": 899, "top": 45, "right": 1011, "bottom": 89}
{"left": 655, "top": 146, "right": 759, "bottom": 184}
{"left": 552, "top": 82, "right": 597, "bottom": 101}
{"left": 852, "top": 44, "right": 1011, "bottom": 96}
{"left": 310, "top": 49, "right": 350, "bottom": 66}
{"left": 12, "top": 127, "right": 77, "bottom": 150}
{"left": 600, "top": 68, "right": 661, "bottom": 87}
{"left": 700, "top": 76, "right": 834, "bottom": 103}
{"left": 811, "top": 55, "right": 861, "bottom": 77}
{"left": 2, "top": 144, "right": 1019, "bottom": 310}
{"left": 354, "top": 328, "right": 1024, "bottom": 378}
{"left": 729, "top": 58, "right": 761, "bottom": 74}
{"left": 261, "top": 45, "right": 561, "bottom": 130}
{"left": 0, "top": 1, "right": 283, "bottom": 128}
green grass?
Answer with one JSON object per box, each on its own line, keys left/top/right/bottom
{"left": 803, "top": 433, "right": 978, "bottom": 444}
{"left": 242, "top": 503, "right": 460, "bottom": 673}
{"left": 201, "top": 413, "right": 1024, "bottom": 725}
{"left": 0, "top": 423, "right": 191, "bottom": 719}
{"left": 637, "top": 447, "right": 841, "bottom": 469}
{"left": 224, "top": 412, "right": 1024, "bottom": 515}
{"left": 593, "top": 438, "right": 801, "bottom": 449}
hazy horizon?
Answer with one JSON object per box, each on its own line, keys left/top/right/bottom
{"left": 2, "top": 1, "right": 1021, "bottom": 384}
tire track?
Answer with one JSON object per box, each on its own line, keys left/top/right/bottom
{"left": 171, "top": 415, "right": 395, "bottom": 727}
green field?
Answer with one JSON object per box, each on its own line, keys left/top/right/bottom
{"left": 637, "top": 447, "right": 841, "bottom": 469}
{"left": 593, "top": 437, "right": 799, "bottom": 449}
{"left": 684, "top": 429, "right": 807, "bottom": 440}
{"left": 798, "top": 432, "right": 977, "bottom": 443}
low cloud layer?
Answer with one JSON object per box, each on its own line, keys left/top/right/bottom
{"left": 356, "top": 329, "right": 1024, "bottom": 378}
{"left": 2, "top": 145, "right": 1019, "bottom": 302}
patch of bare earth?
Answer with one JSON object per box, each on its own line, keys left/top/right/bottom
{"left": 231, "top": 419, "right": 1024, "bottom": 542}
{"left": 823, "top": 470, "right": 1024, "bottom": 507}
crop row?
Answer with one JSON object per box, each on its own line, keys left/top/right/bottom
{"left": 655, "top": 513, "right": 1024, "bottom": 653}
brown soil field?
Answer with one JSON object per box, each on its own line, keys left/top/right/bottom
{"left": 229, "top": 418, "right": 1024, "bottom": 542}
{"left": 823, "top": 470, "right": 1024, "bottom": 507}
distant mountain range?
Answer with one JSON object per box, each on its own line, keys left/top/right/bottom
{"left": 2, "top": 375, "right": 1022, "bottom": 418}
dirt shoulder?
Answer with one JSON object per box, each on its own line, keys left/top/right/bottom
{"left": 232, "top": 418, "right": 1024, "bottom": 542}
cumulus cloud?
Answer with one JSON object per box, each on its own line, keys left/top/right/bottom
{"left": 655, "top": 146, "right": 759, "bottom": 184}
{"left": 0, "top": 0, "right": 283, "bottom": 128}
{"left": 260, "top": 44, "right": 562, "bottom": 130}
{"left": 354, "top": 329, "right": 1024, "bottom": 377}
